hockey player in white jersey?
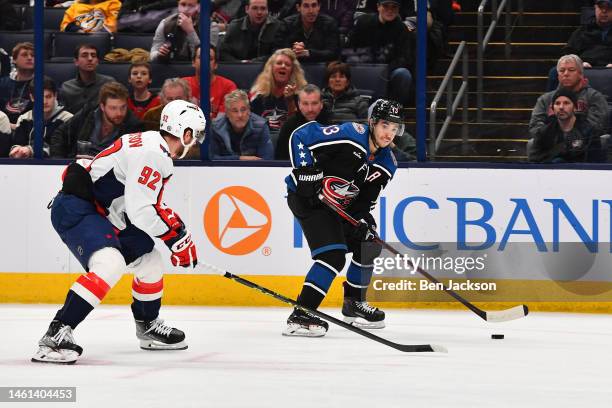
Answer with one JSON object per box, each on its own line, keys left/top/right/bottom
{"left": 32, "top": 100, "right": 206, "bottom": 364}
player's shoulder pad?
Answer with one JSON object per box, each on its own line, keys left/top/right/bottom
{"left": 372, "top": 147, "right": 398, "bottom": 178}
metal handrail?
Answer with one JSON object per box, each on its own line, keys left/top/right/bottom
{"left": 429, "top": 41, "right": 469, "bottom": 159}
{"left": 476, "top": 0, "right": 511, "bottom": 122}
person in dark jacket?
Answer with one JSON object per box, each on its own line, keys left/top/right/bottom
{"left": 0, "top": 0, "right": 21, "bottom": 30}
{"left": 528, "top": 88, "right": 604, "bottom": 163}
{"left": 319, "top": 0, "right": 357, "bottom": 33}
{"left": 274, "top": 0, "right": 340, "bottom": 63}
{"left": 563, "top": 0, "right": 612, "bottom": 69}
{"left": 347, "top": 0, "right": 415, "bottom": 106}
{"left": 9, "top": 77, "right": 73, "bottom": 159}
{"left": 321, "top": 61, "right": 369, "bottom": 123}
{"left": 219, "top": 0, "right": 282, "bottom": 62}
{"left": 0, "top": 42, "right": 34, "bottom": 125}
{"left": 51, "top": 82, "right": 143, "bottom": 158}
{"left": 210, "top": 89, "right": 274, "bottom": 160}
{"left": 275, "top": 84, "right": 330, "bottom": 160}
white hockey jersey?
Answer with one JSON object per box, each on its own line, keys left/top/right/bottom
{"left": 82, "top": 131, "right": 176, "bottom": 238}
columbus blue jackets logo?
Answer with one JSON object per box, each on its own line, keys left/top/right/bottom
{"left": 352, "top": 123, "right": 366, "bottom": 134}
{"left": 321, "top": 176, "right": 360, "bottom": 209}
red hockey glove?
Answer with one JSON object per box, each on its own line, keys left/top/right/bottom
{"left": 159, "top": 208, "right": 197, "bottom": 268}
{"left": 167, "top": 228, "right": 198, "bottom": 268}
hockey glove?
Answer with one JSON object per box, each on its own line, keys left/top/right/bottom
{"left": 353, "top": 216, "right": 378, "bottom": 243}
{"left": 292, "top": 166, "right": 324, "bottom": 198}
{"left": 159, "top": 209, "right": 198, "bottom": 268}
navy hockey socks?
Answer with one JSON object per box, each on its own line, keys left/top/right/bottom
{"left": 53, "top": 290, "right": 94, "bottom": 329}
{"left": 131, "top": 298, "right": 162, "bottom": 322}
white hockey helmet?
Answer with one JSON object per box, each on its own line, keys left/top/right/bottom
{"left": 160, "top": 100, "right": 207, "bottom": 159}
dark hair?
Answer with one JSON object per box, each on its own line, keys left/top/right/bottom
{"left": 98, "top": 81, "right": 129, "bottom": 105}
{"left": 296, "top": 0, "right": 319, "bottom": 5}
{"left": 74, "top": 43, "right": 99, "bottom": 59}
{"left": 128, "top": 61, "right": 152, "bottom": 77}
{"left": 29, "top": 75, "right": 57, "bottom": 95}
{"left": 325, "top": 61, "right": 351, "bottom": 84}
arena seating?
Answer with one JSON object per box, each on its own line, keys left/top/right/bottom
{"left": 22, "top": 7, "right": 67, "bottom": 31}
{"left": 51, "top": 32, "right": 112, "bottom": 60}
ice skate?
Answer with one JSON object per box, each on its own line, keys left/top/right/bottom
{"left": 135, "top": 318, "right": 188, "bottom": 350}
{"left": 283, "top": 308, "right": 329, "bottom": 337}
{"left": 342, "top": 298, "right": 386, "bottom": 329}
{"left": 31, "top": 320, "right": 83, "bottom": 365}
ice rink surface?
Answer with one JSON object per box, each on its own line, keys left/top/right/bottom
{"left": 0, "top": 305, "right": 611, "bottom": 408}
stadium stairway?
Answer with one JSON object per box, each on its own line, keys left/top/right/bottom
{"left": 418, "top": 0, "right": 581, "bottom": 162}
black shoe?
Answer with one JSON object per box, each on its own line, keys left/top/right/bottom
{"left": 342, "top": 298, "right": 386, "bottom": 329}
{"left": 135, "top": 318, "right": 188, "bottom": 350}
{"left": 283, "top": 308, "right": 329, "bottom": 337}
{"left": 31, "top": 320, "right": 83, "bottom": 364}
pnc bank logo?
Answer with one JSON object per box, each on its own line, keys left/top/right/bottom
{"left": 204, "top": 186, "right": 272, "bottom": 255}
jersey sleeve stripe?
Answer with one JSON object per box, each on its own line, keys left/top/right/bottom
{"left": 372, "top": 163, "right": 393, "bottom": 179}
{"left": 310, "top": 139, "right": 368, "bottom": 154}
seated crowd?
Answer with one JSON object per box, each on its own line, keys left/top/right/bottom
{"left": 2, "top": 0, "right": 610, "bottom": 163}
{"left": 2, "top": 0, "right": 450, "bottom": 161}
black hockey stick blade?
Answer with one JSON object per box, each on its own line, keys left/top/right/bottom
{"left": 218, "top": 269, "right": 446, "bottom": 354}
{"left": 318, "top": 194, "right": 529, "bottom": 323}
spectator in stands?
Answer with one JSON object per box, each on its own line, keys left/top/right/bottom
{"left": 528, "top": 88, "right": 603, "bottom": 163}
{"left": 275, "top": 83, "right": 329, "bottom": 160}
{"left": 274, "top": 0, "right": 340, "bottom": 63}
{"left": 182, "top": 45, "right": 237, "bottom": 118}
{"left": 219, "top": 0, "right": 282, "bottom": 63}
{"left": 60, "top": 0, "right": 122, "bottom": 33}
{"left": 127, "top": 62, "right": 161, "bottom": 120}
{"left": 150, "top": 0, "right": 202, "bottom": 62}
{"left": 563, "top": 0, "right": 612, "bottom": 69}
{"left": 234, "top": 0, "right": 297, "bottom": 20}
{"left": 142, "top": 77, "right": 191, "bottom": 131}
{"left": 346, "top": 0, "right": 415, "bottom": 106}
{"left": 321, "top": 61, "right": 369, "bottom": 123}
{"left": 0, "top": 110, "right": 11, "bottom": 157}
{"left": 210, "top": 89, "right": 274, "bottom": 160}
{"left": 0, "top": 0, "right": 21, "bottom": 30}
{"left": 117, "top": 0, "right": 177, "bottom": 33}
{"left": 0, "top": 43, "right": 34, "bottom": 127}
{"left": 319, "top": 0, "right": 356, "bottom": 34}
{"left": 250, "top": 48, "right": 307, "bottom": 134}
{"left": 50, "top": 81, "right": 143, "bottom": 158}
{"left": 59, "top": 43, "right": 113, "bottom": 114}
{"left": 530, "top": 54, "right": 610, "bottom": 138}
{"left": 9, "top": 77, "right": 73, "bottom": 159}
{"left": 402, "top": 0, "right": 448, "bottom": 67}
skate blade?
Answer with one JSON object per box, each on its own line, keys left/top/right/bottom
{"left": 282, "top": 323, "right": 327, "bottom": 337}
{"left": 343, "top": 316, "right": 386, "bottom": 329}
{"left": 31, "top": 347, "right": 78, "bottom": 364}
{"left": 139, "top": 340, "right": 188, "bottom": 350}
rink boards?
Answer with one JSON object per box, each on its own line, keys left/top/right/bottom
{"left": 1, "top": 163, "right": 612, "bottom": 312}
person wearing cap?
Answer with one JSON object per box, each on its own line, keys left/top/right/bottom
{"left": 530, "top": 54, "right": 610, "bottom": 140}
{"left": 528, "top": 88, "right": 603, "bottom": 163}
{"left": 346, "top": 0, "right": 415, "bottom": 106}
{"left": 563, "top": 0, "right": 611, "bottom": 69}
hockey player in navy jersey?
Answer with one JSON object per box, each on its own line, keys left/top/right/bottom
{"left": 283, "top": 98, "right": 403, "bottom": 337}
{"left": 32, "top": 100, "right": 206, "bottom": 364}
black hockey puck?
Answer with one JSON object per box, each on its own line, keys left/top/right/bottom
{"left": 491, "top": 334, "right": 504, "bottom": 339}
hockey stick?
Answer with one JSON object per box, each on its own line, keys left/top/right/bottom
{"left": 318, "top": 194, "right": 528, "bottom": 323}
{"left": 195, "top": 263, "right": 447, "bottom": 354}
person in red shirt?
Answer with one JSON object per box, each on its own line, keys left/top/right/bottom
{"left": 182, "top": 45, "right": 237, "bottom": 118}
{"left": 127, "top": 62, "right": 161, "bottom": 120}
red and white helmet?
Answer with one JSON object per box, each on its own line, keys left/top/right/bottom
{"left": 160, "top": 100, "right": 206, "bottom": 159}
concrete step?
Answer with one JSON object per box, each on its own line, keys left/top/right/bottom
{"left": 406, "top": 121, "right": 529, "bottom": 139}
{"left": 434, "top": 139, "right": 527, "bottom": 161}
{"left": 427, "top": 75, "right": 547, "bottom": 93}
{"left": 426, "top": 91, "right": 540, "bottom": 109}
{"left": 448, "top": 41, "right": 565, "bottom": 58}
{"left": 447, "top": 25, "right": 576, "bottom": 43}
{"left": 456, "top": 0, "right": 579, "bottom": 13}
{"left": 407, "top": 106, "right": 533, "bottom": 121}
{"left": 431, "top": 58, "right": 557, "bottom": 76}
{"left": 453, "top": 12, "right": 579, "bottom": 26}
